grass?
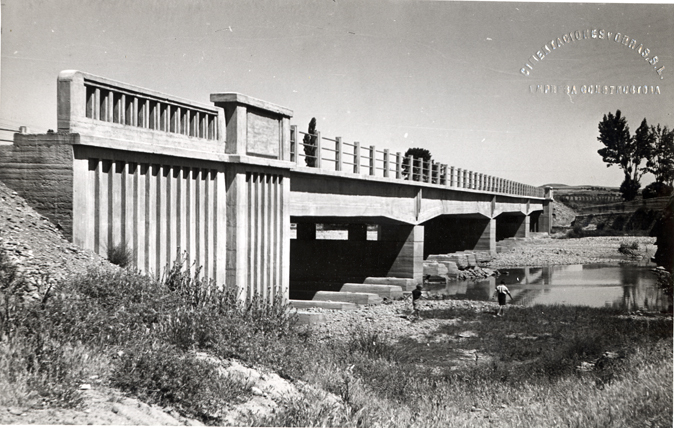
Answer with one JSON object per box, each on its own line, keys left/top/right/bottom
{"left": 0, "top": 244, "right": 672, "bottom": 427}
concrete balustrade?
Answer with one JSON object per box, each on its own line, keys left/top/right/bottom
{"left": 58, "top": 71, "right": 224, "bottom": 155}
{"left": 288, "top": 123, "right": 543, "bottom": 198}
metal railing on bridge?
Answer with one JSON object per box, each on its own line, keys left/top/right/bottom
{"left": 290, "top": 126, "right": 545, "bottom": 198}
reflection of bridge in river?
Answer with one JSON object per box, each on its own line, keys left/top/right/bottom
{"left": 433, "top": 265, "right": 667, "bottom": 311}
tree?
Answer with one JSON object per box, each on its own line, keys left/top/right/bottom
{"left": 597, "top": 111, "right": 649, "bottom": 201}
{"left": 303, "top": 118, "right": 318, "bottom": 167}
{"left": 402, "top": 147, "right": 432, "bottom": 181}
{"left": 646, "top": 124, "right": 674, "bottom": 186}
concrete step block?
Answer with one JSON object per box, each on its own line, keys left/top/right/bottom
{"left": 424, "top": 261, "right": 449, "bottom": 277}
{"left": 294, "top": 311, "right": 327, "bottom": 325}
{"left": 340, "top": 283, "right": 404, "bottom": 299}
{"left": 426, "top": 255, "right": 458, "bottom": 273}
{"left": 289, "top": 299, "right": 358, "bottom": 311}
{"left": 465, "top": 253, "right": 477, "bottom": 268}
{"left": 313, "top": 291, "right": 383, "bottom": 305}
{"left": 363, "top": 277, "right": 417, "bottom": 291}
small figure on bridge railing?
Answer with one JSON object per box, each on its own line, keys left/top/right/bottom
{"left": 494, "top": 281, "right": 513, "bottom": 317}
{"left": 303, "top": 118, "right": 318, "bottom": 167}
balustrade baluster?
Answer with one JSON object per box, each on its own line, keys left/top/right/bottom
{"left": 336, "top": 137, "right": 343, "bottom": 172}
{"left": 315, "top": 131, "right": 322, "bottom": 168}
{"left": 290, "top": 125, "right": 298, "bottom": 164}
{"left": 383, "top": 149, "right": 390, "bottom": 178}
{"left": 369, "top": 145, "right": 375, "bottom": 176}
{"left": 354, "top": 142, "right": 361, "bottom": 174}
{"left": 395, "top": 152, "right": 402, "bottom": 179}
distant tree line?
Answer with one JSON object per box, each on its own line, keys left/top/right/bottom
{"left": 597, "top": 110, "right": 674, "bottom": 201}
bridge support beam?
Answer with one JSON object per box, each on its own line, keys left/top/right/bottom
{"left": 380, "top": 224, "right": 424, "bottom": 283}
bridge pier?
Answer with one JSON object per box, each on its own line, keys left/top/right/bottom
{"left": 379, "top": 224, "right": 424, "bottom": 283}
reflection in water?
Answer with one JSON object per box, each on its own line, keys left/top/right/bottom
{"left": 425, "top": 264, "right": 669, "bottom": 311}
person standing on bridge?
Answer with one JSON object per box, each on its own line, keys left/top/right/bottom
{"left": 494, "top": 281, "right": 513, "bottom": 317}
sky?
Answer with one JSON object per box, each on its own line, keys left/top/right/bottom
{"left": 1, "top": 0, "right": 672, "bottom": 187}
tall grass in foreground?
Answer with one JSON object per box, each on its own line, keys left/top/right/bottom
{"left": 0, "top": 250, "right": 311, "bottom": 422}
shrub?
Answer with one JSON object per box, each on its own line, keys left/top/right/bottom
{"left": 618, "top": 240, "right": 640, "bottom": 255}
{"left": 112, "top": 343, "right": 250, "bottom": 423}
{"left": 106, "top": 243, "right": 133, "bottom": 268}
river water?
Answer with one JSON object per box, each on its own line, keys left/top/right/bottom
{"left": 426, "top": 264, "right": 670, "bottom": 311}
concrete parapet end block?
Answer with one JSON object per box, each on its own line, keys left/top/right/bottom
{"left": 363, "top": 277, "right": 418, "bottom": 291}
{"left": 312, "top": 291, "right": 383, "bottom": 305}
{"left": 289, "top": 300, "right": 358, "bottom": 311}
{"left": 340, "top": 283, "right": 404, "bottom": 299}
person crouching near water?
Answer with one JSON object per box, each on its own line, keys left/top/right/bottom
{"left": 494, "top": 281, "right": 513, "bottom": 316}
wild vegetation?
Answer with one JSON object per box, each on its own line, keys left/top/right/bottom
{"left": 0, "top": 244, "right": 671, "bottom": 427}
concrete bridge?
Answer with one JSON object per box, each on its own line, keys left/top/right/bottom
{"left": 0, "top": 71, "right": 552, "bottom": 302}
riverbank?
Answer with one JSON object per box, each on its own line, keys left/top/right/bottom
{"left": 487, "top": 236, "right": 656, "bottom": 268}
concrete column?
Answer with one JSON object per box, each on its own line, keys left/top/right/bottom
{"left": 296, "top": 223, "right": 316, "bottom": 240}
{"left": 536, "top": 200, "right": 553, "bottom": 233}
{"left": 515, "top": 215, "right": 530, "bottom": 238}
{"left": 379, "top": 224, "right": 424, "bottom": 283}
{"left": 475, "top": 218, "right": 496, "bottom": 255}
{"left": 348, "top": 224, "right": 368, "bottom": 241}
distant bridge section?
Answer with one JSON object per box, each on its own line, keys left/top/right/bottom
{"left": 0, "top": 70, "right": 552, "bottom": 303}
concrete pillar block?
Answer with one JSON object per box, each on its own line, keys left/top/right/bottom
{"left": 347, "top": 224, "right": 368, "bottom": 241}
{"left": 296, "top": 223, "right": 316, "bottom": 240}
{"left": 380, "top": 224, "right": 424, "bottom": 283}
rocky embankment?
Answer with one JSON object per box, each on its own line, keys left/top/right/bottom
{"left": 0, "top": 181, "right": 111, "bottom": 292}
